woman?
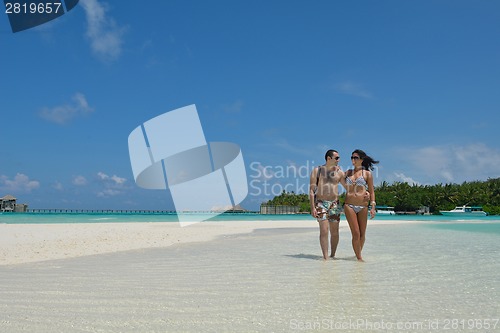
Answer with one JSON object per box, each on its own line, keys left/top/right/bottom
{"left": 342, "top": 149, "right": 378, "bottom": 261}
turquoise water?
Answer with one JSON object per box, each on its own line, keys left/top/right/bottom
{"left": 425, "top": 221, "right": 500, "bottom": 235}
{"left": 0, "top": 212, "right": 499, "bottom": 224}
{"left": 0, "top": 212, "right": 306, "bottom": 224}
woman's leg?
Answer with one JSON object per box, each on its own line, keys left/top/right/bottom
{"left": 357, "top": 208, "right": 368, "bottom": 251}
{"left": 344, "top": 204, "right": 363, "bottom": 261}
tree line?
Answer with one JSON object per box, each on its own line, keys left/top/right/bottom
{"left": 262, "top": 178, "right": 500, "bottom": 215}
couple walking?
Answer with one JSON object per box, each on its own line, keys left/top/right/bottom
{"left": 309, "top": 149, "right": 378, "bottom": 262}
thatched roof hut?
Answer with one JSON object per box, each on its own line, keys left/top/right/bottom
{"left": 1, "top": 194, "right": 16, "bottom": 201}
{"left": 1, "top": 194, "right": 18, "bottom": 212}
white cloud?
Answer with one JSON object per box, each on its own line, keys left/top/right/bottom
{"left": 223, "top": 100, "right": 244, "bottom": 114}
{"left": 96, "top": 172, "right": 127, "bottom": 197}
{"left": 403, "top": 143, "right": 500, "bottom": 183}
{"left": 97, "top": 172, "right": 126, "bottom": 185}
{"left": 39, "top": 92, "right": 94, "bottom": 125}
{"left": 52, "top": 181, "right": 64, "bottom": 191}
{"left": 97, "top": 172, "right": 108, "bottom": 180}
{"left": 335, "top": 81, "right": 373, "bottom": 99}
{"left": 249, "top": 162, "right": 275, "bottom": 181}
{"left": 111, "top": 175, "right": 126, "bottom": 185}
{"left": 80, "top": 0, "right": 126, "bottom": 61}
{"left": 73, "top": 175, "right": 88, "bottom": 186}
{"left": 0, "top": 173, "right": 40, "bottom": 193}
{"left": 97, "top": 189, "right": 121, "bottom": 197}
{"left": 394, "top": 172, "right": 420, "bottom": 185}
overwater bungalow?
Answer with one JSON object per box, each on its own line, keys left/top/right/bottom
{"left": 0, "top": 194, "right": 28, "bottom": 212}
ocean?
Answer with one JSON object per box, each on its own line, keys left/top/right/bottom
{"left": 1, "top": 211, "right": 499, "bottom": 224}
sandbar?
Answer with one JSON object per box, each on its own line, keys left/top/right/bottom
{"left": 0, "top": 219, "right": 416, "bottom": 265}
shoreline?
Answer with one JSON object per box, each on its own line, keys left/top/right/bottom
{"left": 0, "top": 219, "right": 425, "bottom": 266}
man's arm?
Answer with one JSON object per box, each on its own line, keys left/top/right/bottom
{"left": 309, "top": 167, "right": 318, "bottom": 218}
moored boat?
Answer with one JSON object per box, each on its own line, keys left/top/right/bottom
{"left": 375, "top": 205, "right": 396, "bottom": 215}
{"left": 440, "top": 205, "right": 487, "bottom": 216}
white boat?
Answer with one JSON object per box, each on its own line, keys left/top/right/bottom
{"left": 375, "top": 206, "right": 396, "bottom": 215}
{"left": 440, "top": 205, "right": 487, "bottom": 216}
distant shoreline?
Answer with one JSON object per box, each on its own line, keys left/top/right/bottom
{"left": 3, "top": 209, "right": 496, "bottom": 217}
{"left": 24, "top": 209, "right": 259, "bottom": 214}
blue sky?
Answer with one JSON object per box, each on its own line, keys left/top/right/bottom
{"left": 1, "top": 0, "right": 499, "bottom": 211}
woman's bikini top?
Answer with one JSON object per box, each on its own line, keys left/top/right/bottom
{"left": 346, "top": 171, "right": 368, "bottom": 190}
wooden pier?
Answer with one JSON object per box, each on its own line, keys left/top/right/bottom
{"left": 27, "top": 209, "right": 177, "bottom": 214}
{"left": 259, "top": 205, "right": 300, "bottom": 214}
{"left": 25, "top": 209, "right": 257, "bottom": 214}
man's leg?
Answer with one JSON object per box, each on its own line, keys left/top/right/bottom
{"left": 318, "top": 219, "right": 329, "bottom": 260}
{"left": 329, "top": 220, "right": 340, "bottom": 258}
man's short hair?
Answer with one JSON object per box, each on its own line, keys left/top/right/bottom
{"left": 325, "top": 149, "right": 338, "bottom": 161}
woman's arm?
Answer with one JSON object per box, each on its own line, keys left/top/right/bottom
{"left": 339, "top": 169, "right": 347, "bottom": 191}
{"left": 367, "top": 171, "right": 376, "bottom": 218}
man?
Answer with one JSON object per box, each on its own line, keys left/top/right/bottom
{"left": 309, "top": 149, "right": 344, "bottom": 260}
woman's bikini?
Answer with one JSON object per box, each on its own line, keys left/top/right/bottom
{"left": 345, "top": 170, "right": 368, "bottom": 213}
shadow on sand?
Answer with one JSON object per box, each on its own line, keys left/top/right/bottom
{"left": 284, "top": 253, "right": 359, "bottom": 261}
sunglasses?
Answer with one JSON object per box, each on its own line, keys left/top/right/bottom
{"left": 351, "top": 156, "right": 361, "bottom": 160}
{"left": 334, "top": 156, "right": 340, "bottom": 160}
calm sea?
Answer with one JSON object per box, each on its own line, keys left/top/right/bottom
{"left": 0, "top": 211, "right": 499, "bottom": 224}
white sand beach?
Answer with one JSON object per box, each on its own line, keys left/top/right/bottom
{"left": 0, "top": 219, "right": 411, "bottom": 266}
{"left": 0, "top": 220, "right": 315, "bottom": 266}
{"left": 1, "top": 219, "right": 498, "bottom": 333}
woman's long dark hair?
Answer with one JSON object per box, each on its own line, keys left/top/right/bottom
{"left": 353, "top": 149, "right": 379, "bottom": 171}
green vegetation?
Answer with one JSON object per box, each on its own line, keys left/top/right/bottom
{"left": 263, "top": 191, "right": 311, "bottom": 213}
{"left": 262, "top": 178, "right": 500, "bottom": 215}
